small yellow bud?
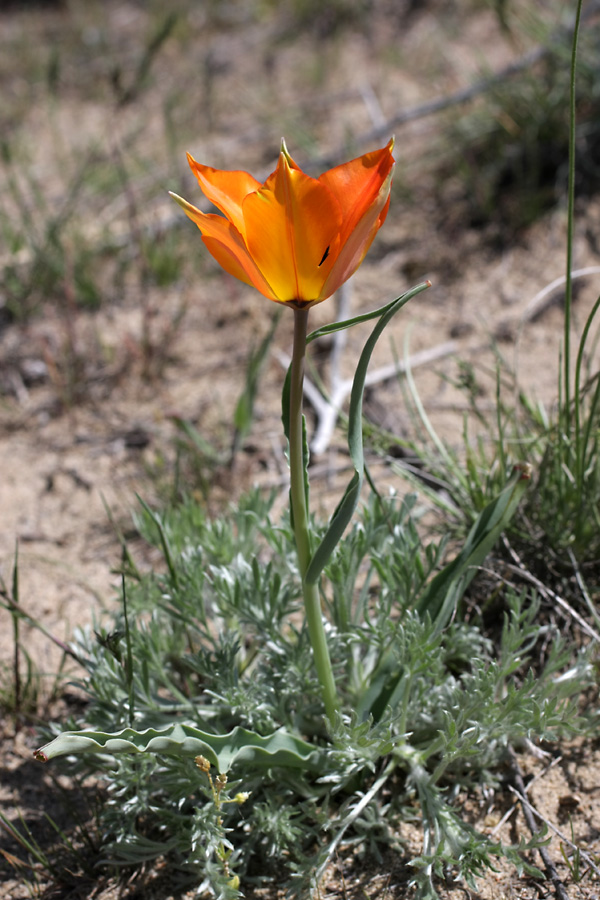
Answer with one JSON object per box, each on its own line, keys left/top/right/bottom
{"left": 194, "top": 755, "right": 211, "bottom": 774}
{"left": 216, "top": 773, "right": 228, "bottom": 793}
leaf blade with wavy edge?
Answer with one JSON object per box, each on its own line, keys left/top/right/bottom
{"left": 34, "top": 724, "right": 324, "bottom": 774}
{"left": 305, "top": 282, "right": 431, "bottom": 585}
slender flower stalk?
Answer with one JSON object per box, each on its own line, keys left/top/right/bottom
{"left": 289, "top": 307, "right": 338, "bottom": 722}
{"left": 564, "top": 0, "right": 583, "bottom": 444}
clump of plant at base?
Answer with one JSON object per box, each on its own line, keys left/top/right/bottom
{"left": 36, "top": 486, "right": 591, "bottom": 898}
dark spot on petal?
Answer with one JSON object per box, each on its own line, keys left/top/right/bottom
{"left": 318, "top": 246, "right": 330, "bottom": 267}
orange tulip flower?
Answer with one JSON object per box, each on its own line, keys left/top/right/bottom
{"left": 170, "top": 139, "right": 394, "bottom": 308}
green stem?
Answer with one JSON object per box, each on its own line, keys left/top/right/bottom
{"left": 289, "top": 307, "right": 338, "bottom": 723}
{"left": 11, "top": 544, "right": 21, "bottom": 720}
{"left": 564, "top": 0, "right": 584, "bottom": 442}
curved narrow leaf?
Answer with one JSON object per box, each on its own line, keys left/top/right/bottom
{"left": 416, "top": 462, "right": 532, "bottom": 627}
{"left": 281, "top": 364, "right": 310, "bottom": 530}
{"left": 35, "top": 723, "right": 324, "bottom": 774}
{"left": 305, "top": 281, "right": 431, "bottom": 585}
{"left": 305, "top": 283, "right": 429, "bottom": 345}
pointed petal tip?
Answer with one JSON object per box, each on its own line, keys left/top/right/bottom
{"left": 280, "top": 137, "right": 293, "bottom": 165}
{"left": 169, "top": 191, "right": 200, "bottom": 216}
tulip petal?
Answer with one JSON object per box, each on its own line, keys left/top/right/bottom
{"left": 318, "top": 162, "right": 394, "bottom": 301}
{"left": 186, "top": 153, "right": 262, "bottom": 238}
{"left": 318, "top": 139, "right": 395, "bottom": 243}
{"left": 173, "top": 139, "right": 395, "bottom": 306}
{"left": 169, "top": 192, "right": 277, "bottom": 300}
{"left": 242, "top": 151, "right": 343, "bottom": 303}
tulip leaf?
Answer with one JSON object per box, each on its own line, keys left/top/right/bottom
{"left": 281, "top": 366, "right": 311, "bottom": 524}
{"left": 306, "top": 282, "right": 430, "bottom": 345}
{"left": 305, "top": 282, "right": 431, "bottom": 585}
{"left": 281, "top": 362, "right": 292, "bottom": 441}
{"left": 34, "top": 724, "right": 324, "bottom": 774}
